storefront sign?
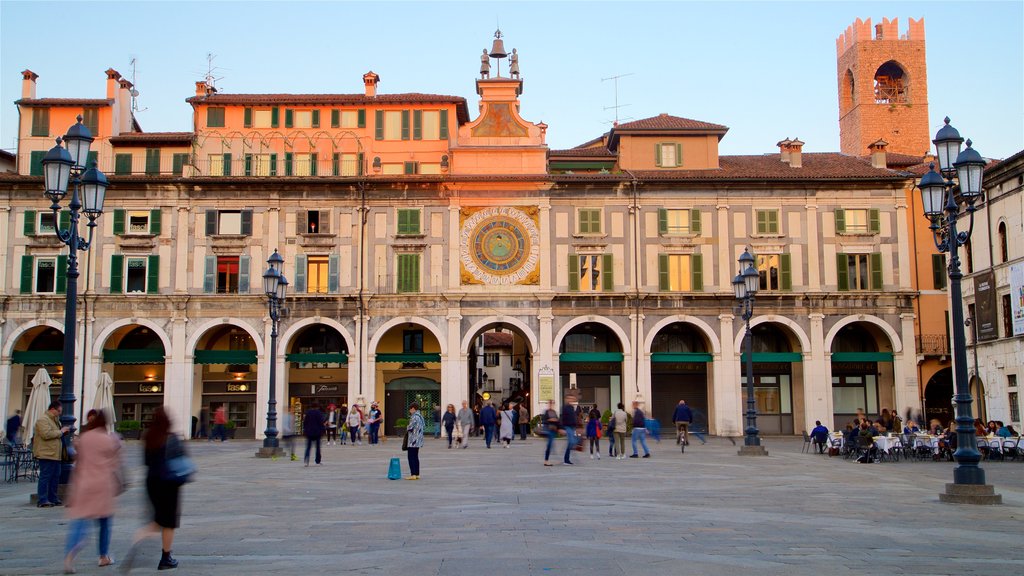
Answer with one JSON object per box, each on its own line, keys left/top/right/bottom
{"left": 1011, "top": 262, "right": 1024, "bottom": 337}
{"left": 138, "top": 383, "right": 163, "bottom": 393}
{"left": 227, "top": 383, "right": 252, "bottom": 392}
{"left": 311, "top": 384, "right": 339, "bottom": 394}
{"left": 538, "top": 373, "right": 554, "bottom": 401}
{"left": 974, "top": 270, "right": 998, "bottom": 341}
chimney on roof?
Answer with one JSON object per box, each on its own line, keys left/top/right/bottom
{"left": 788, "top": 138, "right": 804, "bottom": 168}
{"left": 868, "top": 139, "right": 889, "bottom": 169}
{"left": 105, "top": 68, "right": 121, "bottom": 99}
{"left": 777, "top": 138, "right": 792, "bottom": 163}
{"left": 21, "top": 69, "right": 38, "bottom": 99}
{"left": 194, "top": 80, "right": 216, "bottom": 97}
{"left": 363, "top": 71, "right": 380, "bottom": 97}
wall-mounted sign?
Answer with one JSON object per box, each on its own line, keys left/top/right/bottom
{"left": 311, "top": 384, "right": 339, "bottom": 394}
{"left": 974, "top": 270, "right": 998, "bottom": 341}
{"left": 227, "top": 383, "right": 251, "bottom": 392}
{"left": 138, "top": 384, "right": 163, "bottom": 393}
{"left": 1011, "top": 262, "right": 1024, "bottom": 337}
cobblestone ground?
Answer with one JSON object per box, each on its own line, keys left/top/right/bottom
{"left": 2, "top": 435, "right": 1023, "bottom": 575}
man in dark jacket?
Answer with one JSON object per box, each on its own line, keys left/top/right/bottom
{"left": 561, "top": 396, "right": 578, "bottom": 465}
{"left": 303, "top": 402, "right": 326, "bottom": 466}
{"left": 479, "top": 403, "right": 497, "bottom": 448}
{"left": 630, "top": 401, "right": 651, "bottom": 458}
{"left": 671, "top": 400, "right": 693, "bottom": 445}
{"left": 810, "top": 420, "right": 830, "bottom": 454}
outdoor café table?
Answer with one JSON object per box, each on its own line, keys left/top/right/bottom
{"left": 829, "top": 433, "right": 844, "bottom": 450}
{"left": 873, "top": 435, "right": 900, "bottom": 454}
{"left": 977, "top": 436, "right": 1002, "bottom": 457}
{"left": 914, "top": 434, "right": 940, "bottom": 454}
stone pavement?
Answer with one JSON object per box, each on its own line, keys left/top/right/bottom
{"left": 2, "top": 435, "right": 1023, "bottom": 575}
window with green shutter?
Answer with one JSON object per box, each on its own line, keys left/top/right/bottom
{"left": 658, "top": 208, "right": 700, "bottom": 235}
{"left": 171, "top": 153, "right": 189, "bottom": 176}
{"left": 284, "top": 152, "right": 293, "bottom": 176}
{"left": 577, "top": 208, "right": 602, "bottom": 234}
{"left": 755, "top": 210, "right": 779, "bottom": 234}
{"left": 932, "top": 254, "right": 947, "bottom": 289}
{"left": 403, "top": 161, "right": 418, "bottom": 175}
{"left": 601, "top": 253, "right": 614, "bottom": 291}
{"left": 439, "top": 109, "right": 448, "bottom": 140}
{"left": 243, "top": 107, "right": 252, "bottom": 128}
{"left": 271, "top": 106, "right": 280, "bottom": 128}
{"left": 147, "top": 254, "right": 160, "bottom": 294}
{"left": 55, "top": 255, "right": 67, "bottom": 294}
{"left": 400, "top": 110, "right": 411, "bottom": 140}
{"left": 374, "top": 110, "right": 384, "bottom": 140}
{"left": 284, "top": 108, "right": 294, "bottom": 128}
{"left": 397, "top": 209, "right": 421, "bottom": 235}
{"left": 207, "top": 107, "right": 225, "bottom": 128}
{"left": 328, "top": 254, "right": 340, "bottom": 293}
{"left": 82, "top": 108, "right": 99, "bottom": 136}
{"left": 112, "top": 209, "right": 125, "bottom": 235}
{"left": 29, "top": 150, "right": 46, "bottom": 176}
{"left": 114, "top": 153, "right": 132, "bottom": 175}
{"left": 145, "top": 148, "right": 161, "bottom": 175}
{"left": 658, "top": 254, "right": 701, "bottom": 291}
{"left": 357, "top": 109, "right": 366, "bottom": 128}
{"left": 222, "top": 153, "right": 232, "bottom": 176}
{"left": 870, "top": 252, "right": 882, "bottom": 290}
{"left": 59, "top": 210, "right": 70, "bottom": 231}
{"left": 31, "top": 108, "right": 49, "bottom": 137}
{"left": 149, "top": 209, "right": 161, "bottom": 235}
{"left": 836, "top": 253, "right": 850, "bottom": 291}
{"left": 397, "top": 253, "right": 420, "bottom": 293}
{"left": 311, "top": 109, "right": 320, "bottom": 128}
{"left": 20, "top": 255, "right": 34, "bottom": 294}
{"left": 869, "top": 209, "right": 880, "bottom": 234}
{"left": 413, "top": 110, "right": 423, "bottom": 140}
{"left": 835, "top": 209, "right": 846, "bottom": 233}
{"left": 294, "top": 254, "right": 307, "bottom": 293}
{"left": 837, "top": 253, "right": 876, "bottom": 291}
{"left": 23, "top": 210, "right": 36, "bottom": 236}
{"left": 779, "top": 253, "right": 792, "bottom": 291}
{"left": 568, "top": 254, "right": 580, "bottom": 291}
{"left": 109, "top": 254, "right": 124, "bottom": 294}
{"left": 331, "top": 109, "right": 340, "bottom": 128}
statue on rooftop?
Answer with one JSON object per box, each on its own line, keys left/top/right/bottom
{"left": 480, "top": 49, "right": 491, "bottom": 79}
{"left": 509, "top": 48, "right": 520, "bottom": 78}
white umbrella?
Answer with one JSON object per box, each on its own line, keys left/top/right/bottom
{"left": 92, "top": 372, "right": 116, "bottom": 432}
{"left": 22, "top": 368, "right": 53, "bottom": 444}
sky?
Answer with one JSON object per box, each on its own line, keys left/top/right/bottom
{"left": 1, "top": 0, "right": 1022, "bottom": 159}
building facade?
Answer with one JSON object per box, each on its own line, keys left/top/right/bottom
{"left": 2, "top": 30, "right": 932, "bottom": 440}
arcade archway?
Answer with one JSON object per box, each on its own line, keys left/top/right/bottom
{"left": 830, "top": 322, "right": 896, "bottom": 430}
{"left": 649, "top": 322, "right": 712, "bottom": 428}
{"left": 285, "top": 323, "right": 349, "bottom": 424}
{"left": 558, "top": 322, "right": 624, "bottom": 414}
{"left": 8, "top": 325, "right": 64, "bottom": 425}
{"left": 374, "top": 322, "right": 442, "bottom": 436}
{"left": 466, "top": 323, "right": 532, "bottom": 409}
{"left": 924, "top": 368, "right": 953, "bottom": 428}
{"left": 193, "top": 325, "right": 259, "bottom": 439}
{"left": 743, "top": 322, "right": 802, "bottom": 435}
{"left": 101, "top": 325, "right": 167, "bottom": 429}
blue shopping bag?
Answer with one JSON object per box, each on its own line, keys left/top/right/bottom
{"left": 387, "top": 457, "right": 401, "bottom": 480}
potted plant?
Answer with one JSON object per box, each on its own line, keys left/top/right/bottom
{"left": 394, "top": 417, "right": 409, "bottom": 433}
{"left": 116, "top": 420, "right": 142, "bottom": 440}
{"left": 225, "top": 420, "right": 237, "bottom": 439}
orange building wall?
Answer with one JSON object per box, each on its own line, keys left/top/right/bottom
{"left": 617, "top": 134, "right": 720, "bottom": 171}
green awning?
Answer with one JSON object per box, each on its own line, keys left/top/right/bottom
{"left": 193, "top": 350, "right": 258, "bottom": 365}
{"left": 375, "top": 353, "right": 441, "bottom": 363}
{"left": 651, "top": 352, "right": 713, "bottom": 363}
{"left": 560, "top": 352, "right": 625, "bottom": 363}
{"left": 831, "top": 352, "right": 893, "bottom": 363}
{"left": 286, "top": 352, "right": 348, "bottom": 364}
{"left": 11, "top": 350, "right": 63, "bottom": 365}
{"left": 740, "top": 352, "right": 803, "bottom": 363}
{"left": 103, "top": 349, "right": 166, "bottom": 364}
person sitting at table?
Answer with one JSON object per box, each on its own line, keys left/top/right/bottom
{"left": 997, "top": 423, "right": 1017, "bottom": 437}
{"left": 845, "top": 422, "right": 859, "bottom": 446}
{"left": 810, "top": 421, "right": 830, "bottom": 454}
{"left": 904, "top": 420, "right": 921, "bottom": 435}
{"left": 857, "top": 421, "right": 879, "bottom": 462}
{"left": 878, "top": 409, "right": 894, "bottom": 433}
{"left": 929, "top": 419, "right": 943, "bottom": 435}
{"left": 973, "top": 418, "right": 987, "bottom": 436}
{"left": 872, "top": 420, "right": 887, "bottom": 435}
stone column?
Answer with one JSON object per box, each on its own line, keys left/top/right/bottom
{"left": 0, "top": 358, "right": 11, "bottom": 435}
{"left": 174, "top": 207, "right": 190, "bottom": 292}
{"left": 894, "top": 313, "right": 919, "bottom": 416}
{"left": 536, "top": 308, "right": 555, "bottom": 415}
{"left": 715, "top": 313, "right": 740, "bottom": 436}
{"left": 167, "top": 317, "right": 192, "bottom": 438}
{"left": 443, "top": 310, "right": 463, "bottom": 409}
{"left": 806, "top": 204, "right": 821, "bottom": 291}
{"left": 805, "top": 313, "right": 829, "bottom": 431}
{"left": 629, "top": 312, "right": 647, "bottom": 407}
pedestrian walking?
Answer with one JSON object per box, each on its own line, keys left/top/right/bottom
{"left": 63, "top": 409, "right": 120, "bottom": 573}
{"left": 517, "top": 403, "right": 529, "bottom": 441}
{"left": 542, "top": 401, "right": 559, "bottom": 466}
{"left": 480, "top": 402, "right": 497, "bottom": 448}
{"left": 338, "top": 404, "right": 348, "bottom": 445}
{"left": 33, "top": 400, "right": 69, "bottom": 508}
{"left": 442, "top": 404, "right": 457, "bottom": 448}
{"left": 210, "top": 405, "right": 227, "bottom": 442}
{"left": 613, "top": 403, "right": 628, "bottom": 460}
{"left": 325, "top": 404, "right": 339, "bottom": 445}
{"left": 303, "top": 402, "right": 326, "bottom": 466}
{"left": 561, "top": 396, "right": 578, "bottom": 465}
{"left": 368, "top": 402, "right": 383, "bottom": 445}
{"left": 6, "top": 409, "right": 22, "bottom": 446}
{"left": 405, "top": 403, "right": 425, "bottom": 480}
{"left": 346, "top": 404, "right": 363, "bottom": 445}
{"left": 281, "top": 410, "right": 297, "bottom": 461}
{"left": 606, "top": 412, "right": 617, "bottom": 457}
{"left": 586, "top": 405, "right": 602, "bottom": 460}
{"left": 671, "top": 400, "right": 693, "bottom": 446}
{"left": 630, "top": 401, "right": 651, "bottom": 458}
{"left": 124, "top": 406, "right": 184, "bottom": 571}
{"left": 456, "top": 401, "right": 474, "bottom": 448}
{"left": 499, "top": 404, "right": 516, "bottom": 447}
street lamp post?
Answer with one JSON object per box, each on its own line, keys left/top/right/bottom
{"left": 916, "top": 117, "right": 1000, "bottom": 504}
{"left": 40, "top": 117, "right": 108, "bottom": 484}
{"left": 734, "top": 249, "right": 767, "bottom": 456}
{"left": 256, "top": 249, "right": 288, "bottom": 458}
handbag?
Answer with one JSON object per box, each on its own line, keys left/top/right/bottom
{"left": 160, "top": 435, "right": 196, "bottom": 485}
{"left": 401, "top": 430, "right": 409, "bottom": 451}
{"left": 114, "top": 458, "right": 129, "bottom": 495}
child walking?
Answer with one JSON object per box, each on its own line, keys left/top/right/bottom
{"left": 586, "top": 405, "right": 602, "bottom": 460}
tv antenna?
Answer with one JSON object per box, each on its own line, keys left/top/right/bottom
{"left": 203, "top": 53, "right": 225, "bottom": 91}
{"left": 128, "top": 57, "right": 146, "bottom": 113}
{"left": 601, "top": 72, "right": 634, "bottom": 124}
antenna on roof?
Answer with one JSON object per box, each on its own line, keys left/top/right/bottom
{"left": 129, "top": 57, "right": 146, "bottom": 113}
{"left": 203, "top": 53, "right": 225, "bottom": 91}
{"left": 601, "top": 73, "right": 634, "bottom": 125}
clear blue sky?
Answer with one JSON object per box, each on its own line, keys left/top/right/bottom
{"left": 2, "top": 1, "right": 1022, "bottom": 159}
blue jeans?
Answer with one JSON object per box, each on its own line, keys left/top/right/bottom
{"left": 37, "top": 458, "right": 60, "bottom": 504}
{"left": 631, "top": 428, "right": 650, "bottom": 456}
{"left": 544, "top": 429, "right": 556, "bottom": 461}
{"left": 211, "top": 423, "right": 226, "bottom": 441}
{"left": 484, "top": 424, "right": 495, "bottom": 447}
{"left": 304, "top": 436, "right": 322, "bottom": 464}
{"left": 369, "top": 422, "right": 380, "bottom": 444}
{"left": 65, "top": 516, "right": 111, "bottom": 557}
{"left": 564, "top": 427, "right": 577, "bottom": 463}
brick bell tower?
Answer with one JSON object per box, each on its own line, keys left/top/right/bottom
{"left": 837, "top": 17, "right": 930, "bottom": 158}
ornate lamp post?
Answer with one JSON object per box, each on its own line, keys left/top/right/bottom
{"left": 734, "top": 248, "right": 766, "bottom": 456}
{"left": 917, "top": 118, "right": 1000, "bottom": 504}
{"left": 40, "top": 117, "right": 108, "bottom": 482}
{"left": 257, "top": 249, "right": 288, "bottom": 458}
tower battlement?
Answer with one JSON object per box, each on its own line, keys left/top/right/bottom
{"left": 836, "top": 17, "right": 925, "bottom": 56}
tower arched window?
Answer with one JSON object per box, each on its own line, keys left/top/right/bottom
{"left": 998, "top": 221, "right": 1008, "bottom": 263}
{"left": 873, "top": 61, "right": 909, "bottom": 104}
{"left": 840, "top": 69, "right": 856, "bottom": 114}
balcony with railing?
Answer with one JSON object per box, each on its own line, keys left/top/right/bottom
{"left": 916, "top": 333, "right": 950, "bottom": 357}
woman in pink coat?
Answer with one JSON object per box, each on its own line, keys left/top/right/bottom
{"left": 63, "top": 409, "right": 122, "bottom": 573}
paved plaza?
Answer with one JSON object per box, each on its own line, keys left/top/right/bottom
{"left": 2, "top": 435, "right": 1023, "bottom": 575}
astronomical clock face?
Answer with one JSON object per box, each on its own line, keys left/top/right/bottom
{"left": 459, "top": 207, "right": 540, "bottom": 285}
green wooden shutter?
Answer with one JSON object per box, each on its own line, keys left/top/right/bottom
{"left": 357, "top": 152, "right": 364, "bottom": 175}
{"left": 240, "top": 210, "right": 253, "bottom": 236}
{"left": 780, "top": 253, "right": 792, "bottom": 291}
{"left": 285, "top": 152, "right": 293, "bottom": 176}
{"left": 400, "top": 110, "right": 410, "bottom": 140}
{"left": 145, "top": 149, "right": 160, "bottom": 175}
{"left": 296, "top": 210, "right": 307, "bottom": 235}
{"left": 29, "top": 150, "right": 45, "bottom": 176}
{"left": 654, "top": 144, "right": 662, "bottom": 167}
{"left": 413, "top": 110, "right": 422, "bottom": 140}
{"left": 31, "top": 108, "right": 49, "bottom": 137}
{"left": 20, "top": 255, "right": 34, "bottom": 294}
{"left": 284, "top": 109, "right": 294, "bottom": 128}
{"left": 439, "top": 109, "right": 449, "bottom": 139}
{"left": 311, "top": 109, "right": 320, "bottom": 128}
{"left": 870, "top": 253, "right": 882, "bottom": 290}
{"left": 270, "top": 107, "right": 280, "bottom": 128}
{"left": 397, "top": 254, "right": 420, "bottom": 293}
{"left": 294, "top": 255, "right": 307, "bottom": 293}
{"left": 310, "top": 153, "right": 318, "bottom": 176}
{"left": 203, "top": 256, "right": 216, "bottom": 293}
{"left": 172, "top": 153, "right": 187, "bottom": 176}
{"left": 86, "top": 151, "right": 98, "bottom": 170}
{"left": 238, "top": 255, "right": 250, "bottom": 293}
{"left": 331, "top": 109, "right": 340, "bottom": 128}
{"left": 332, "top": 153, "right": 340, "bottom": 176}
{"left": 328, "top": 254, "right": 339, "bottom": 293}
{"left": 269, "top": 153, "right": 277, "bottom": 176}
{"left": 222, "top": 153, "right": 232, "bottom": 176}
{"left": 243, "top": 107, "right": 252, "bottom": 128}
{"left": 357, "top": 109, "right": 366, "bottom": 128}
{"left": 836, "top": 254, "right": 849, "bottom": 291}
{"left": 691, "top": 253, "right": 703, "bottom": 291}
{"left": 756, "top": 210, "right": 767, "bottom": 234}
{"left": 675, "top": 143, "right": 682, "bottom": 167}
{"left": 568, "top": 255, "right": 579, "bottom": 291}
{"left": 601, "top": 254, "right": 614, "bottom": 291}
{"left": 114, "top": 153, "right": 132, "bottom": 175}
{"left": 59, "top": 210, "right": 71, "bottom": 231}
{"left": 55, "top": 255, "right": 67, "bottom": 294}
{"left": 147, "top": 255, "right": 159, "bottom": 294}
{"left": 397, "top": 209, "right": 409, "bottom": 234}
{"left": 932, "top": 254, "right": 947, "bottom": 289}
{"left": 835, "top": 209, "right": 846, "bottom": 233}
{"left": 244, "top": 154, "right": 253, "bottom": 176}
{"left": 869, "top": 209, "right": 880, "bottom": 233}
{"left": 658, "top": 254, "right": 669, "bottom": 291}
{"left": 24, "top": 210, "right": 36, "bottom": 236}
{"left": 374, "top": 110, "right": 384, "bottom": 140}
{"left": 205, "top": 210, "right": 217, "bottom": 236}
{"left": 109, "top": 254, "right": 124, "bottom": 294}
{"left": 768, "top": 211, "right": 778, "bottom": 233}
{"left": 404, "top": 161, "right": 417, "bottom": 175}
{"left": 657, "top": 209, "right": 667, "bottom": 235}
{"left": 149, "top": 209, "right": 161, "bottom": 235}
{"left": 690, "top": 209, "right": 702, "bottom": 234}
